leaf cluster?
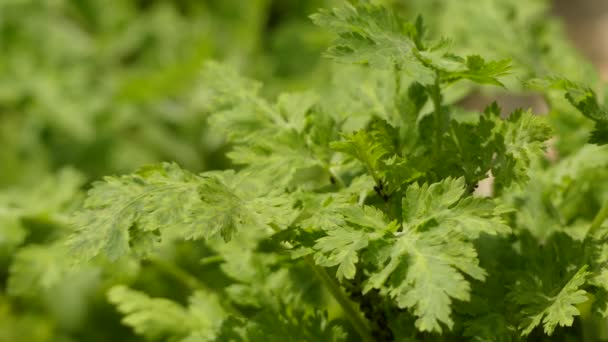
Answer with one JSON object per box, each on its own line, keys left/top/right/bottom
{"left": 4, "top": 1, "right": 608, "bottom": 341}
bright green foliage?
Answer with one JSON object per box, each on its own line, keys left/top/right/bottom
{"left": 313, "top": 205, "right": 395, "bottom": 280}
{"left": 506, "top": 144, "right": 608, "bottom": 241}
{"left": 242, "top": 308, "right": 348, "bottom": 342}
{"left": 4, "top": 0, "right": 608, "bottom": 341}
{"left": 401, "top": 178, "right": 511, "bottom": 238}
{"left": 530, "top": 78, "right": 608, "bottom": 145}
{"left": 331, "top": 119, "right": 401, "bottom": 185}
{"left": 0, "top": 294, "right": 55, "bottom": 342}
{"left": 7, "top": 244, "right": 74, "bottom": 296}
{"left": 0, "top": 168, "right": 86, "bottom": 294}
{"left": 69, "top": 163, "right": 294, "bottom": 261}
{"left": 202, "top": 62, "right": 336, "bottom": 188}
{"left": 108, "top": 286, "right": 226, "bottom": 341}
{"left": 311, "top": 4, "right": 510, "bottom": 86}
{"left": 491, "top": 106, "right": 553, "bottom": 189}
{"left": 511, "top": 266, "right": 590, "bottom": 336}
{"left": 69, "top": 163, "right": 200, "bottom": 261}
{"left": 62, "top": 1, "right": 604, "bottom": 340}
{"left": 108, "top": 260, "right": 348, "bottom": 341}
{"left": 311, "top": 4, "right": 422, "bottom": 68}
{"left": 369, "top": 229, "right": 484, "bottom": 333}
{"left": 362, "top": 178, "right": 508, "bottom": 332}
{"left": 0, "top": 214, "right": 26, "bottom": 254}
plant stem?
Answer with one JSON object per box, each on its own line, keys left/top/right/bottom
{"left": 271, "top": 220, "right": 373, "bottom": 341}
{"left": 298, "top": 164, "right": 372, "bottom": 340}
{"left": 579, "top": 293, "right": 595, "bottom": 342}
{"left": 304, "top": 256, "right": 374, "bottom": 342}
{"left": 147, "top": 255, "right": 243, "bottom": 317}
{"left": 147, "top": 256, "right": 207, "bottom": 291}
{"left": 587, "top": 201, "right": 608, "bottom": 237}
{"left": 393, "top": 62, "right": 402, "bottom": 121}
{"left": 199, "top": 255, "right": 224, "bottom": 266}
{"left": 429, "top": 72, "right": 443, "bottom": 158}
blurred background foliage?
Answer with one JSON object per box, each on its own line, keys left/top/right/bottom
{"left": 0, "top": 0, "right": 606, "bottom": 341}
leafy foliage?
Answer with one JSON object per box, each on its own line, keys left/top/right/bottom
{"left": 68, "top": 163, "right": 294, "bottom": 261}
{"left": 360, "top": 177, "right": 509, "bottom": 332}
{"left": 108, "top": 285, "right": 227, "bottom": 341}
{"left": 312, "top": 2, "right": 511, "bottom": 87}
{"left": 511, "top": 265, "right": 590, "bottom": 336}
{"left": 3, "top": 0, "right": 608, "bottom": 341}
{"left": 528, "top": 78, "right": 608, "bottom": 145}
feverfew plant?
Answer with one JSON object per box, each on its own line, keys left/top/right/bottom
{"left": 8, "top": 1, "right": 608, "bottom": 341}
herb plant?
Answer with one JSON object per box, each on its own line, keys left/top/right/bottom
{"left": 3, "top": 1, "right": 608, "bottom": 341}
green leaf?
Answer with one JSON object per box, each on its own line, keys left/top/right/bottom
{"left": 365, "top": 229, "right": 486, "bottom": 333}
{"left": 331, "top": 119, "right": 398, "bottom": 183}
{"left": 108, "top": 285, "right": 226, "bottom": 341}
{"left": 68, "top": 163, "right": 200, "bottom": 261}
{"left": 186, "top": 175, "right": 293, "bottom": 242}
{"left": 243, "top": 308, "right": 348, "bottom": 342}
{"left": 276, "top": 91, "right": 319, "bottom": 133}
{"left": 443, "top": 55, "right": 511, "bottom": 87}
{"left": 7, "top": 244, "right": 73, "bottom": 296}
{"left": 563, "top": 85, "right": 608, "bottom": 145}
{"left": 0, "top": 212, "right": 26, "bottom": 252}
{"left": 314, "top": 227, "right": 369, "bottom": 281}
{"left": 440, "top": 109, "right": 497, "bottom": 187}
{"left": 204, "top": 63, "right": 333, "bottom": 187}
{"left": 402, "top": 177, "right": 511, "bottom": 238}
{"left": 313, "top": 205, "right": 393, "bottom": 280}
{"left": 311, "top": 3, "right": 420, "bottom": 69}
{"left": 68, "top": 163, "right": 293, "bottom": 261}
{"left": 0, "top": 167, "right": 85, "bottom": 220}
{"left": 226, "top": 130, "right": 322, "bottom": 187}
{"left": 511, "top": 265, "right": 590, "bottom": 336}
{"left": 491, "top": 106, "right": 552, "bottom": 189}
{"left": 563, "top": 84, "right": 608, "bottom": 123}
{"left": 312, "top": 3, "right": 510, "bottom": 88}
{"left": 363, "top": 178, "right": 509, "bottom": 333}
{"left": 463, "top": 313, "right": 512, "bottom": 342}
{"left": 204, "top": 63, "right": 321, "bottom": 139}
{"left": 528, "top": 78, "right": 608, "bottom": 145}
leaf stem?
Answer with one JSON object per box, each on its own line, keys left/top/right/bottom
{"left": 393, "top": 62, "right": 402, "bottom": 121}
{"left": 147, "top": 256, "right": 208, "bottom": 291}
{"left": 587, "top": 201, "right": 608, "bottom": 237}
{"left": 147, "top": 255, "right": 243, "bottom": 317}
{"left": 304, "top": 256, "right": 374, "bottom": 342}
{"left": 295, "top": 161, "right": 372, "bottom": 340}
{"left": 270, "top": 219, "right": 373, "bottom": 341}
{"left": 429, "top": 72, "right": 443, "bottom": 157}
{"left": 199, "top": 255, "right": 224, "bottom": 266}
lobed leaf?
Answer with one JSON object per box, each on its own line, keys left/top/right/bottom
{"left": 363, "top": 177, "right": 509, "bottom": 333}
{"left": 511, "top": 266, "right": 590, "bottom": 336}
{"left": 68, "top": 163, "right": 293, "bottom": 261}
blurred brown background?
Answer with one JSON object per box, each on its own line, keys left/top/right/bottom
{"left": 555, "top": 0, "right": 608, "bottom": 80}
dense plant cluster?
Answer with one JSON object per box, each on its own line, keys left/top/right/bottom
{"left": 2, "top": 0, "right": 608, "bottom": 341}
